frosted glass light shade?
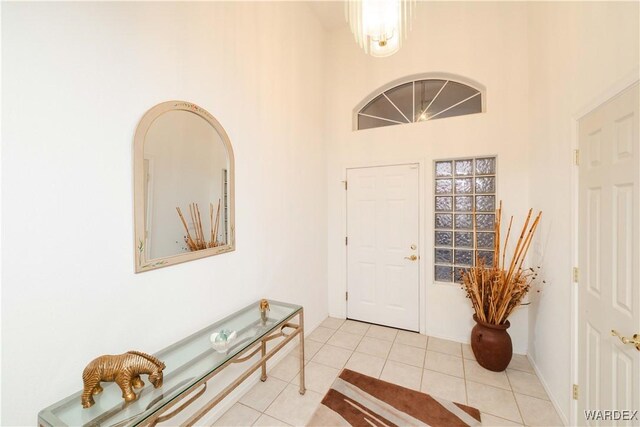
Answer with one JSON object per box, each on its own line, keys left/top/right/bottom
{"left": 346, "top": 0, "right": 415, "bottom": 57}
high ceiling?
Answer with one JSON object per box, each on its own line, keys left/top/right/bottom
{"left": 308, "top": 1, "right": 347, "bottom": 31}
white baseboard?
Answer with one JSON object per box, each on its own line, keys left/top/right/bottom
{"left": 527, "top": 354, "right": 569, "bottom": 426}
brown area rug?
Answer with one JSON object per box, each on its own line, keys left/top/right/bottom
{"left": 307, "top": 369, "right": 481, "bottom": 426}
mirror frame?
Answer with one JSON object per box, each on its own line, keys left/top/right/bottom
{"left": 133, "top": 100, "right": 235, "bottom": 273}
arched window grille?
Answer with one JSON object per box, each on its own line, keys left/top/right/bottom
{"left": 356, "top": 77, "right": 484, "bottom": 130}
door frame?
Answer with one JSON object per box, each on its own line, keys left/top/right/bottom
{"left": 342, "top": 159, "right": 427, "bottom": 334}
{"left": 570, "top": 69, "right": 639, "bottom": 426}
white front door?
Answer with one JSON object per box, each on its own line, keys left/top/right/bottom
{"left": 346, "top": 164, "right": 420, "bottom": 331}
{"left": 578, "top": 82, "right": 639, "bottom": 425}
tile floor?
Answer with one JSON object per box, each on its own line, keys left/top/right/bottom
{"left": 213, "top": 318, "right": 563, "bottom": 427}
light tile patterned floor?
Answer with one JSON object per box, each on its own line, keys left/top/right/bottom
{"left": 213, "top": 318, "right": 563, "bottom": 427}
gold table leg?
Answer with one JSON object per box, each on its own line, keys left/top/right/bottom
{"left": 299, "top": 309, "right": 306, "bottom": 395}
{"left": 260, "top": 340, "right": 267, "bottom": 382}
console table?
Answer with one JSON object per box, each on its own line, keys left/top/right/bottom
{"left": 38, "top": 300, "right": 305, "bottom": 427}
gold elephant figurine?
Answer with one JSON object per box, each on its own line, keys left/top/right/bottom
{"left": 81, "top": 351, "right": 165, "bottom": 408}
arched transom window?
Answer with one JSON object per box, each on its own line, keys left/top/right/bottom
{"left": 356, "top": 78, "right": 484, "bottom": 130}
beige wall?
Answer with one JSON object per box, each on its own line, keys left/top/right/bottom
{"left": 324, "top": 2, "right": 532, "bottom": 352}
{"left": 527, "top": 1, "right": 639, "bottom": 423}
{"left": 1, "top": 2, "right": 327, "bottom": 424}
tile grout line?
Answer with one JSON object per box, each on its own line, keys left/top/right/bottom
{"left": 505, "top": 367, "right": 526, "bottom": 425}
{"left": 260, "top": 320, "right": 340, "bottom": 426}
{"left": 257, "top": 408, "right": 292, "bottom": 427}
{"left": 234, "top": 319, "right": 555, "bottom": 427}
{"left": 419, "top": 335, "right": 429, "bottom": 391}
{"left": 338, "top": 324, "right": 369, "bottom": 352}
{"left": 464, "top": 379, "right": 524, "bottom": 425}
{"left": 423, "top": 366, "right": 465, "bottom": 381}
{"left": 341, "top": 325, "right": 370, "bottom": 372}
{"left": 425, "top": 346, "right": 464, "bottom": 357}
{"left": 484, "top": 412, "right": 528, "bottom": 426}
{"left": 377, "top": 326, "right": 400, "bottom": 380}
{"left": 259, "top": 368, "right": 300, "bottom": 426}
{"left": 464, "top": 355, "right": 549, "bottom": 401}
{"left": 236, "top": 321, "right": 406, "bottom": 426}
{"left": 504, "top": 369, "right": 553, "bottom": 401}
{"left": 464, "top": 377, "right": 512, "bottom": 392}
{"left": 233, "top": 402, "right": 268, "bottom": 426}
{"left": 263, "top": 399, "right": 296, "bottom": 427}
{"left": 297, "top": 321, "right": 359, "bottom": 425}
{"left": 461, "top": 348, "right": 470, "bottom": 406}
{"left": 352, "top": 326, "right": 398, "bottom": 379}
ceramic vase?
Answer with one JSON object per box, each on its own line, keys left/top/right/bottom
{"left": 470, "top": 314, "right": 512, "bottom": 372}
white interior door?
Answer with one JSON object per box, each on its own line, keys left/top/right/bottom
{"left": 578, "top": 82, "right": 639, "bottom": 425}
{"left": 347, "top": 164, "right": 420, "bottom": 331}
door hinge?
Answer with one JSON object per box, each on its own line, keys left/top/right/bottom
{"left": 574, "top": 149, "right": 580, "bottom": 166}
{"left": 573, "top": 267, "right": 579, "bottom": 283}
{"left": 345, "top": 291, "right": 348, "bottom": 301}
{"left": 345, "top": 236, "right": 348, "bottom": 245}
{"left": 343, "top": 181, "right": 348, "bottom": 190}
{"left": 572, "top": 384, "right": 579, "bottom": 400}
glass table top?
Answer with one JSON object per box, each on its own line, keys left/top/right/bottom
{"left": 38, "top": 300, "right": 302, "bottom": 427}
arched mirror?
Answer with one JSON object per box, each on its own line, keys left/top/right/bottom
{"left": 134, "top": 101, "right": 235, "bottom": 272}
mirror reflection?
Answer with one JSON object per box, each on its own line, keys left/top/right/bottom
{"left": 134, "top": 101, "right": 235, "bottom": 272}
{"left": 143, "top": 109, "right": 230, "bottom": 260}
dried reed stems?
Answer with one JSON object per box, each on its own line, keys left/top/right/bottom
{"left": 461, "top": 201, "right": 542, "bottom": 325}
{"left": 176, "top": 200, "right": 223, "bottom": 251}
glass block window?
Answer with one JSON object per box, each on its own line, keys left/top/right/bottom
{"left": 357, "top": 78, "right": 483, "bottom": 130}
{"left": 434, "top": 156, "right": 497, "bottom": 283}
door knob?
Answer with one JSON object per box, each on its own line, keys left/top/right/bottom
{"left": 611, "top": 330, "right": 640, "bottom": 351}
{"left": 404, "top": 255, "right": 418, "bottom": 261}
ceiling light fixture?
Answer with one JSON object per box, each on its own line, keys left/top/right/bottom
{"left": 345, "top": 0, "right": 416, "bottom": 57}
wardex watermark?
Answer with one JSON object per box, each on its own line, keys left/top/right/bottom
{"left": 584, "top": 410, "right": 639, "bottom": 421}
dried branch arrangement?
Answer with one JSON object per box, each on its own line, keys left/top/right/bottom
{"left": 461, "top": 201, "right": 542, "bottom": 325}
{"left": 176, "top": 200, "right": 223, "bottom": 251}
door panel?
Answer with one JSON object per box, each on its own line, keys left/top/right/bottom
{"left": 347, "top": 164, "right": 420, "bottom": 331}
{"left": 578, "top": 83, "right": 639, "bottom": 426}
